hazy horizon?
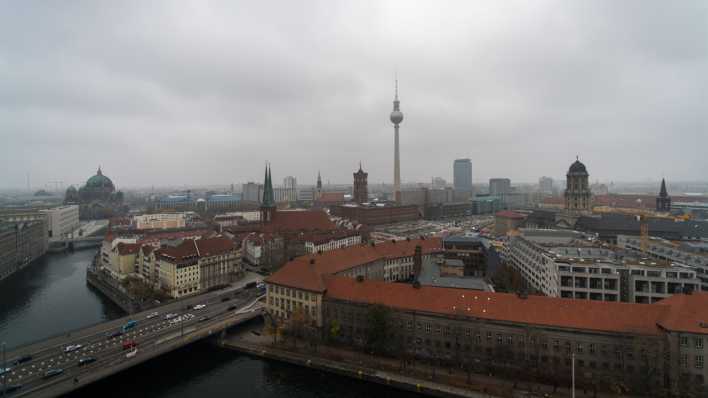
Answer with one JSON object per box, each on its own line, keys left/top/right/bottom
{"left": 2, "top": 1, "right": 707, "bottom": 189}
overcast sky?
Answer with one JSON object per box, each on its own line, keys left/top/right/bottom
{"left": 1, "top": 1, "right": 707, "bottom": 190}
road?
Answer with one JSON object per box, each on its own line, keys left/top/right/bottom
{"left": 1, "top": 285, "right": 265, "bottom": 397}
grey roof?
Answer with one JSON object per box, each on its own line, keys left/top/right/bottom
{"left": 417, "top": 258, "right": 491, "bottom": 291}
{"left": 575, "top": 214, "right": 708, "bottom": 240}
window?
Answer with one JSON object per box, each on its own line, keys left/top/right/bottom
{"left": 565, "top": 341, "right": 572, "bottom": 354}
{"left": 475, "top": 333, "right": 481, "bottom": 345}
{"left": 553, "top": 340, "right": 559, "bottom": 351}
{"left": 465, "top": 328, "right": 471, "bottom": 337}
{"left": 697, "top": 355, "right": 704, "bottom": 369}
{"left": 696, "top": 338, "right": 704, "bottom": 350}
{"left": 577, "top": 343, "right": 584, "bottom": 354}
{"left": 487, "top": 332, "right": 492, "bottom": 342}
{"left": 589, "top": 344, "right": 596, "bottom": 355}
{"left": 507, "top": 336, "right": 513, "bottom": 346}
{"left": 681, "top": 354, "right": 688, "bottom": 368}
{"left": 497, "top": 334, "right": 503, "bottom": 345}
{"left": 435, "top": 325, "right": 441, "bottom": 335}
{"left": 680, "top": 336, "right": 689, "bottom": 346}
{"left": 425, "top": 323, "right": 431, "bottom": 334}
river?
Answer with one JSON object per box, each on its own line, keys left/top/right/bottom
{"left": 0, "top": 249, "right": 409, "bottom": 398}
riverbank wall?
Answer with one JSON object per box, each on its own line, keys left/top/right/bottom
{"left": 220, "top": 337, "right": 497, "bottom": 398}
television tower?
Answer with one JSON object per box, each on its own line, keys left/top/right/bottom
{"left": 390, "top": 79, "right": 403, "bottom": 203}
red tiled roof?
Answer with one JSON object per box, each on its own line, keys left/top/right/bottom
{"left": 495, "top": 210, "right": 526, "bottom": 220}
{"left": 261, "top": 210, "right": 336, "bottom": 233}
{"left": 324, "top": 277, "right": 676, "bottom": 336}
{"left": 266, "top": 238, "right": 442, "bottom": 292}
{"left": 655, "top": 293, "right": 708, "bottom": 334}
{"left": 195, "top": 237, "right": 233, "bottom": 257}
{"left": 156, "top": 237, "right": 233, "bottom": 262}
{"left": 116, "top": 242, "right": 141, "bottom": 255}
{"left": 299, "top": 229, "right": 359, "bottom": 245}
{"left": 317, "top": 192, "right": 345, "bottom": 204}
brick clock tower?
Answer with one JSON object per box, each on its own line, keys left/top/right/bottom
{"left": 353, "top": 163, "right": 368, "bottom": 204}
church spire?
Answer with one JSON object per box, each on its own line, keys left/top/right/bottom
{"left": 659, "top": 178, "right": 668, "bottom": 197}
{"left": 261, "top": 164, "right": 275, "bottom": 208}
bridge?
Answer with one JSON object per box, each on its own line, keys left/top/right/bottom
{"left": 1, "top": 287, "right": 265, "bottom": 397}
{"left": 48, "top": 236, "right": 104, "bottom": 251}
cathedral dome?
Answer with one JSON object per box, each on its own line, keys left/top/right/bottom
{"left": 85, "top": 167, "right": 115, "bottom": 191}
{"left": 567, "top": 160, "right": 588, "bottom": 175}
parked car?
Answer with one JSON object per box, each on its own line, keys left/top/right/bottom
{"left": 126, "top": 349, "right": 138, "bottom": 358}
{"left": 0, "top": 367, "right": 11, "bottom": 376}
{"left": 146, "top": 312, "right": 159, "bottom": 319}
{"left": 122, "top": 320, "right": 138, "bottom": 332}
{"left": 78, "top": 357, "right": 97, "bottom": 366}
{"left": 106, "top": 330, "right": 123, "bottom": 339}
{"left": 198, "top": 316, "right": 210, "bottom": 322}
{"left": 193, "top": 304, "right": 206, "bottom": 310}
{"left": 164, "top": 313, "right": 178, "bottom": 320}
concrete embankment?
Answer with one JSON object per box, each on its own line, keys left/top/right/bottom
{"left": 85, "top": 267, "right": 142, "bottom": 313}
{"left": 220, "top": 337, "right": 496, "bottom": 398}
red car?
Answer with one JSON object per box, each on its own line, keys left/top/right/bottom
{"left": 122, "top": 340, "right": 137, "bottom": 350}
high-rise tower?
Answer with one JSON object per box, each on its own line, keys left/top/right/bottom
{"left": 390, "top": 79, "right": 403, "bottom": 203}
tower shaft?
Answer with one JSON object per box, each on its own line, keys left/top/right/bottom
{"left": 394, "top": 125, "right": 400, "bottom": 202}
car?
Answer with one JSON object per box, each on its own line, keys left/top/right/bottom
{"left": 146, "top": 311, "right": 159, "bottom": 319}
{"left": 0, "top": 367, "right": 11, "bottom": 376}
{"left": 64, "top": 344, "right": 82, "bottom": 353}
{"left": 122, "top": 320, "right": 138, "bottom": 332}
{"left": 122, "top": 340, "right": 137, "bottom": 350}
{"left": 220, "top": 297, "right": 230, "bottom": 302}
{"left": 0, "top": 384, "right": 22, "bottom": 394}
{"left": 12, "top": 354, "right": 32, "bottom": 366}
{"left": 193, "top": 304, "right": 206, "bottom": 310}
{"left": 43, "top": 368, "right": 64, "bottom": 379}
{"left": 126, "top": 348, "right": 138, "bottom": 358}
{"left": 256, "top": 282, "right": 265, "bottom": 289}
{"left": 198, "top": 316, "right": 210, "bottom": 322}
{"left": 164, "top": 313, "right": 178, "bottom": 320}
{"left": 106, "top": 330, "right": 123, "bottom": 339}
{"left": 244, "top": 281, "right": 257, "bottom": 289}
{"left": 78, "top": 357, "right": 97, "bottom": 366}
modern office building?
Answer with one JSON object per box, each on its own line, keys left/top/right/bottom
{"left": 40, "top": 205, "right": 80, "bottom": 240}
{"left": 618, "top": 235, "right": 708, "bottom": 291}
{"left": 489, "top": 178, "right": 511, "bottom": 196}
{"left": 504, "top": 229, "right": 700, "bottom": 303}
{"left": 539, "top": 176, "right": 554, "bottom": 194}
{"left": 242, "top": 182, "right": 263, "bottom": 203}
{"left": 453, "top": 158, "right": 472, "bottom": 194}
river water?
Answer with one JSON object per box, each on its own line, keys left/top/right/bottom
{"left": 0, "top": 249, "right": 409, "bottom": 398}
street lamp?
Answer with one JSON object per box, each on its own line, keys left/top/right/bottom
{"left": 2, "top": 342, "right": 6, "bottom": 398}
{"left": 571, "top": 352, "right": 576, "bottom": 398}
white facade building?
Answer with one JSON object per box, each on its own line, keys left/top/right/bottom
{"left": 505, "top": 229, "right": 701, "bottom": 303}
{"left": 303, "top": 233, "right": 361, "bottom": 253}
{"left": 618, "top": 235, "right": 708, "bottom": 291}
{"left": 40, "top": 205, "right": 79, "bottom": 240}
{"left": 134, "top": 213, "right": 186, "bottom": 230}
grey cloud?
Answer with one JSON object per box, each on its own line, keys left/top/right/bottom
{"left": 1, "top": 0, "right": 706, "bottom": 190}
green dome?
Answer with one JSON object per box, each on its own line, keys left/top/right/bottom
{"left": 85, "top": 167, "right": 115, "bottom": 190}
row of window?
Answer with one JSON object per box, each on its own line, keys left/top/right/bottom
{"left": 680, "top": 336, "right": 704, "bottom": 349}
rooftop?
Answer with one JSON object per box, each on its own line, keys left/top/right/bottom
{"left": 325, "top": 276, "right": 708, "bottom": 336}
{"left": 266, "top": 237, "right": 443, "bottom": 292}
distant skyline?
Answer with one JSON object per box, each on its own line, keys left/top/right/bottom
{"left": 2, "top": 1, "right": 707, "bottom": 189}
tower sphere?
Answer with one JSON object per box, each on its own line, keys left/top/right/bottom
{"left": 390, "top": 110, "right": 403, "bottom": 124}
